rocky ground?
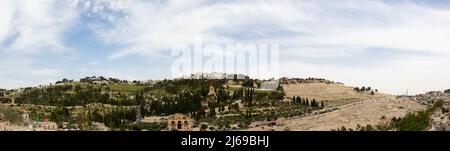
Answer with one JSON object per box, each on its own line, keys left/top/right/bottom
{"left": 429, "top": 106, "right": 450, "bottom": 131}
{"left": 245, "top": 96, "right": 425, "bottom": 131}
{"left": 247, "top": 86, "right": 450, "bottom": 131}
{"left": 279, "top": 97, "right": 424, "bottom": 131}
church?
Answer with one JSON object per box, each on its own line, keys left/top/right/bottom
{"left": 167, "top": 114, "right": 195, "bottom": 131}
{"left": 201, "top": 85, "right": 217, "bottom": 108}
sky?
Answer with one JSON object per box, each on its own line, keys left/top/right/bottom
{"left": 1, "top": 0, "right": 450, "bottom": 95}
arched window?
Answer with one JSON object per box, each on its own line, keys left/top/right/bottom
{"left": 171, "top": 121, "right": 176, "bottom": 129}
{"left": 184, "top": 121, "right": 189, "bottom": 129}
{"left": 177, "top": 121, "right": 182, "bottom": 129}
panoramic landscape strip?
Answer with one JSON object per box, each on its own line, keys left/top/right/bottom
{"left": 1, "top": 73, "right": 449, "bottom": 131}
{"left": 1, "top": 0, "right": 450, "bottom": 135}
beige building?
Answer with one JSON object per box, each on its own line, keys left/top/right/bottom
{"left": 0, "top": 121, "right": 58, "bottom": 131}
{"left": 32, "top": 121, "right": 58, "bottom": 131}
{"left": 167, "top": 114, "right": 195, "bottom": 131}
{"left": 92, "top": 80, "right": 109, "bottom": 85}
{"left": 21, "top": 112, "right": 58, "bottom": 131}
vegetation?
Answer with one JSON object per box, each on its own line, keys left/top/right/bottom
{"left": 354, "top": 86, "right": 377, "bottom": 93}
{"left": 391, "top": 100, "right": 443, "bottom": 131}
{"left": 2, "top": 76, "right": 339, "bottom": 131}
{"left": 145, "top": 91, "right": 204, "bottom": 116}
{"left": 15, "top": 84, "right": 140, "bottom": 106}
{"left": 200, "top": 124, "right": 208, "bottom": 130}
{"left": 130, "top": 122, "right": 166, "bottom": 131}
{"left": 292, "top": 96, "right": 324, "bottom": 108}
{"left": 279, "top": 77, "right": 335, "bottom": 84}
{"left": 0, "top": 109, "right": 22, "bottom": 124}
{"left": 0, "top": 97, "right": 12, "bottom": 103}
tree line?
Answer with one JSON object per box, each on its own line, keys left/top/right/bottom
{"left": 145, "top": 90, "right": 204, "bottom": 117}
{"left": 292, "top": 96, "right": 324, "bottom": 108}
{"left": 15, "top": 85, "right": 139, "bottom": 106}
{"left": 50, "top": 105, "right": 138, "bottom": 130}
{"left": 354, "top": 86, "right": 378, "bottom": 95}
{"left": 0, "top": 98, "right": 12, "bottom": 103}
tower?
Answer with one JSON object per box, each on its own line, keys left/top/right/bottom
{"left": 208, "top": 85, "right": 216, "bottom": 97}
{"left": 202, "top": 85, "right": 217, "bottom": 108}
{"left": 21, "top": 111, "right": 30, "bottom": 125}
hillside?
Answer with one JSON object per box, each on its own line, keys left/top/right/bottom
{"left": 282, "top": 81, "right": 389, "bottom": 107}
{"left": 0, "top": 76, "right": 288, "bottom": 131}
{"left": 281, "top": 97, "right": 425, "bottom": 131}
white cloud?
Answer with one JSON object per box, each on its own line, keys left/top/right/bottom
{"left": 76, "top": 0, "right": 450, "bottom": 94}
{"left": 78, "top": 1, "right": 450, "bottom": 58}
{"left": 0, "top": 0, "right": 79, "bottom": 54}
{"left": 31, "top": 68, "right": 61, "bottom": 77}
{"left": 281, "top": 54, "right": 450, "bottom": 95}
{"left": 0, "top": 56, "right": 63, "bottom": 89}
{"left": 80, "top": 0, "right": 301, "bottom": 59}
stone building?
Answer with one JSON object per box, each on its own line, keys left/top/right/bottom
{"left": 260, "top": 80, "right": 279, "bottom": 90}
{"left": 167, "top": 114, "right": 195, "bottom": 131}
{"left": 22, "top": 112, "right": 30, "bottom": 124}
{"left": 21, "top": 112, "right": 58, "bottom": 131}
{"left": 92, "top": 80, "right": 109, "bottom": 85}
{"left": 32, "top": 121, "right": 58, "bottom": 131}
{"left": 142, "top": 116, "right": 169, "bottom": 124}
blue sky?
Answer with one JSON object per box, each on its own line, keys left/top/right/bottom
{"left": 1, "top": 0, "right": 450, "bottom": 95}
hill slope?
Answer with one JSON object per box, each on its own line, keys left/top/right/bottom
{"left": 282, "top": 82, "right": 390, "bottom": 106}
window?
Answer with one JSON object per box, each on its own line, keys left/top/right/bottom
{"left": 171, "top": 121, "right": 176, "bottom": 129}
{"left": 177, "top": 121, "right": 182, "bottom": 129}
{"left": 184, "top": 121, "right": 189, "bottom": 129}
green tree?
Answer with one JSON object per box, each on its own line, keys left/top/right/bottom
{"left": 200, "top": 124, "right": 208, "bottom": 130}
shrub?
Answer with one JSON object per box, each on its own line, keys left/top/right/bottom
{"left": 208, "top": 126, "right": 215, "bottom": 131}
{"left": 200, "top": 124, "right": 208, "bottom": 130}
{"left": 0, "top": 98, "right": 12, "bottom": 103}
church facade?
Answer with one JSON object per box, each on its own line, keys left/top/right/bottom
{"left": 167, "top": 113, "right": 195, "bottom": 131}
